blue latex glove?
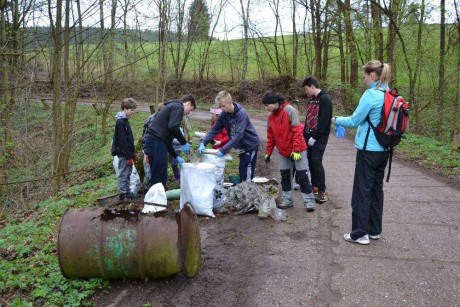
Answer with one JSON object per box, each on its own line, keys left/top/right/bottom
{"left": 216, "top": 150, "right": 224, "bottom": 158}
{"left": 333, "top": 125, "right": 346, "bottom": 139}
{"left": 197, "top": 142, "right": 206, "bottom": 156}
{"left": 176, "top": 156, "right": 184, "bottom": 167}
{"left": 181, "top": 143, "right": 190, "bottom": 155}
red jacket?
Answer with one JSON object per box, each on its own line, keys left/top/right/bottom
{"left": 210, "top": 124, "right": 230, "bottom": 150}
{"left": 266, "top": 102, "right": 306, "bottom": 157}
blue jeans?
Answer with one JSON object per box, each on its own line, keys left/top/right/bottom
{"left": 239, "top": 148, "right": 258, "bottom": 182}
{"left": 144, "top": 137, "right": 168, "bottom": 188}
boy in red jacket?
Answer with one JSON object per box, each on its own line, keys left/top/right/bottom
{"left": 262, "top": 92, "right": 315, "bottom": 211}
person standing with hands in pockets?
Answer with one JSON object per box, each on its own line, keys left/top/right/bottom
{"left": 262, "top": 92, "right": 316, "bottom": 212}
{"left": 302, "top": 76, "right": 333, "bottom": 203}
{"left": 333, "top": 60, "right": 392, "bottom": 245}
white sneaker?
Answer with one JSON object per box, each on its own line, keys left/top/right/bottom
{"left": 305, "top": 202, "right": 315, "bottom": 212}
{"left": 369, "top": 234, "right": 380, "bottom": 240}
{"left": 343, "top": 233, "right": 370, "bottom": 245}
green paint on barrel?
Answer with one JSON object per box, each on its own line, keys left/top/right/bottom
{"left": 58, "top": 204, "right": 201, "bottom": 279}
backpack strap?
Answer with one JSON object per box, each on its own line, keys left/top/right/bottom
{"left": 366, "top": 115, "right": 393, "bottom": 182}
{"left": 363, "top": 115, "right": 373, "bottom": 152}
{"left": 386, "top": 147, "right": 393, "bottom": 182}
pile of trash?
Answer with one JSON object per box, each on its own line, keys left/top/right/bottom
{"left": 218, "top": 179, "right": 286, "bottom": 221}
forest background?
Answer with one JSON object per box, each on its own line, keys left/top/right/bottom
{"left": 1, "top": 0, "right": 460, "bottom": 304}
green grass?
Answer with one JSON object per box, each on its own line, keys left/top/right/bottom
{"left": 397, "top": 133, "right": 460, "bottom": 178}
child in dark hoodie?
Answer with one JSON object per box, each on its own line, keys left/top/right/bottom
{"left": 198, "top": 91, "right": 260, "bottom": 182}
{"left": 112, "top": 98, "right": 137, "bottom": 200}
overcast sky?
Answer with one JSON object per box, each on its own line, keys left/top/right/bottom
{"left": 27, "top": 0, "right": 454, "bottom": 41}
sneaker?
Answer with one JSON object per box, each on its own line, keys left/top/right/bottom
{"left": 277, "top": 202, "right": 293, "bottom": 209}
{"left": 343, "top": 233, "right": 370, "bottom": 245}
{"left": 369, "top": 234, "right": 381, "bottom": 240}
{"left": 313, "top": 187, "right": 319, "bottom": 195}
{"left": 315, "top": 192, "right": 329, "bottom": 203}
{"left": 294, "top": 184, "right": 300, "bottom": 190}
{"left": 305, "top": 202, "right": 315, "bottom": 212}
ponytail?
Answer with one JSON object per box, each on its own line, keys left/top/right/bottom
{"left": 362, "top": 60, "right": 392, "bottom": 88}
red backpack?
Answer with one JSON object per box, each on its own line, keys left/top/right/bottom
{"left": 365, "top": 88, "right": 410, "bottom": 181}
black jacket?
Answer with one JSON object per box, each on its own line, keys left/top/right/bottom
{"left": 304, "top": 90, "right": 333, "bottom": 140}
{"left": 144, "top": 100, "right": 187, "bottom": 157}
{"left": 112, "top": 114, "right": 135, "bottom": 159}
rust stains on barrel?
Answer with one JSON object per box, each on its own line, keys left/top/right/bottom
{"left": 57, "top": 202, "right": 200, "bottom": 279}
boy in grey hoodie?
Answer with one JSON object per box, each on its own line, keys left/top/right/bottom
{"left": 112, "top": 98, "right": 137, "bottom": 200}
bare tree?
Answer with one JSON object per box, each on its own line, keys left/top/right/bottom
{"left": 49, "top": 0, "right": 64, "bottom": 192}
{"left": 238, "top": 0, "right": 250, "bottom": 101}
{"left": 155, "top": 0, "right": 171, "bottom": 105}
{"left": 197, "top": 0, "right": 228, "bottom": 83}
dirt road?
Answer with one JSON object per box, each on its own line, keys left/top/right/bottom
{"left": 94, "top": 110, "right": 460, "bottom": 306}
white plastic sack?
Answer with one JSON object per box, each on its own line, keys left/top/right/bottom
{"left": 180, "top": 162, "right": 216, "bottom": 217}
{"left": 113, "top": 156, "right": 142, "bottom": 194}
{"left": 142, "top": 183, "right": 167, "bottom": 213}
{"left": 202, "top": 154, "right": 226, "bottom": 209}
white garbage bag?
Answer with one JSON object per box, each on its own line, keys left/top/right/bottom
{"left": 113, "top": 156, "right": 142, "bottom": 194}
{"left": 180, "top": 163, "right": 216, "bottom": 217}
{"left": 142, "top": 183, "right": 167, "bottom": 213}
{"left": 201, "top": 154, "right": 226, "bottom": 209}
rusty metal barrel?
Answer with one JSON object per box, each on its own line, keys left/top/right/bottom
{"left": 57, "top": 202, "right": 200, "bottom": 279}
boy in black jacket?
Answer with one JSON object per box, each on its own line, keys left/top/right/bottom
{"left": 112, "top": 98, "right": 137, "bottom": 200}
{"left": 302, "top": 76, "right": 333, "bottom": 203}
{"left": 143, "top": 94, "right": 196, "bottom": 188}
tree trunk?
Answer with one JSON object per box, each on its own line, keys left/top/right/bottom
{"left": 156, "top": 0, "right": 170, "bottom": 105}
{"left": 312, "top": 0, "right": 322, "bottom": 77}
{"left": 387, "top": 0, "right": 400, "bottom": 83}
{"left": 437, "top": 0, "right": 445, "bottom": 136}
{"left": 371, "top": 0, "right": 383, "bottom": 61}
{"left": 238, "top": 0, "right": 250, "bottom": 102}
{"left": 320, "top": 0, "right": 332, "bottom": 81}
{"left": 454, "top": 0, "right": 460, "bottom": 137}
{"left": 292, "top": 0, "right": 298, "bottom": 79}
{"left": 337, "top": 0, "right": 357, "bottom": 90}
{"left": 410, "top": 0, "right": 425, "bottom": 133}
{"left": 50, "top": 0, "right": 64, "bottom": 193}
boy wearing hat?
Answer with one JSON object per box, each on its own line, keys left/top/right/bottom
{"left": 262, "top": 92, "right": 315, "bottom": 211}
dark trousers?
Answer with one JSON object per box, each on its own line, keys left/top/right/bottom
{"left": 305, "top": 134, "right": 329, "bottom": 192}
{"left": 350, "top": 150, "right": 389, "bottom": 240}
{"left": 239, "top": 148, "right": 258, "bottom": 181}
{"left": 144, "top": 137, "right": 169, "bottom": 188}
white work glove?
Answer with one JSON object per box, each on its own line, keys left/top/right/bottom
{"left": 308, "top": 137, "right": 316, "bottom": 147}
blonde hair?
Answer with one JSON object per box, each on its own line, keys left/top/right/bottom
{"left": 362, "top": 60, "right": 391, "bottom": 88}
{"left": 215, "top": 91, "right": 232, "bottom": 106}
